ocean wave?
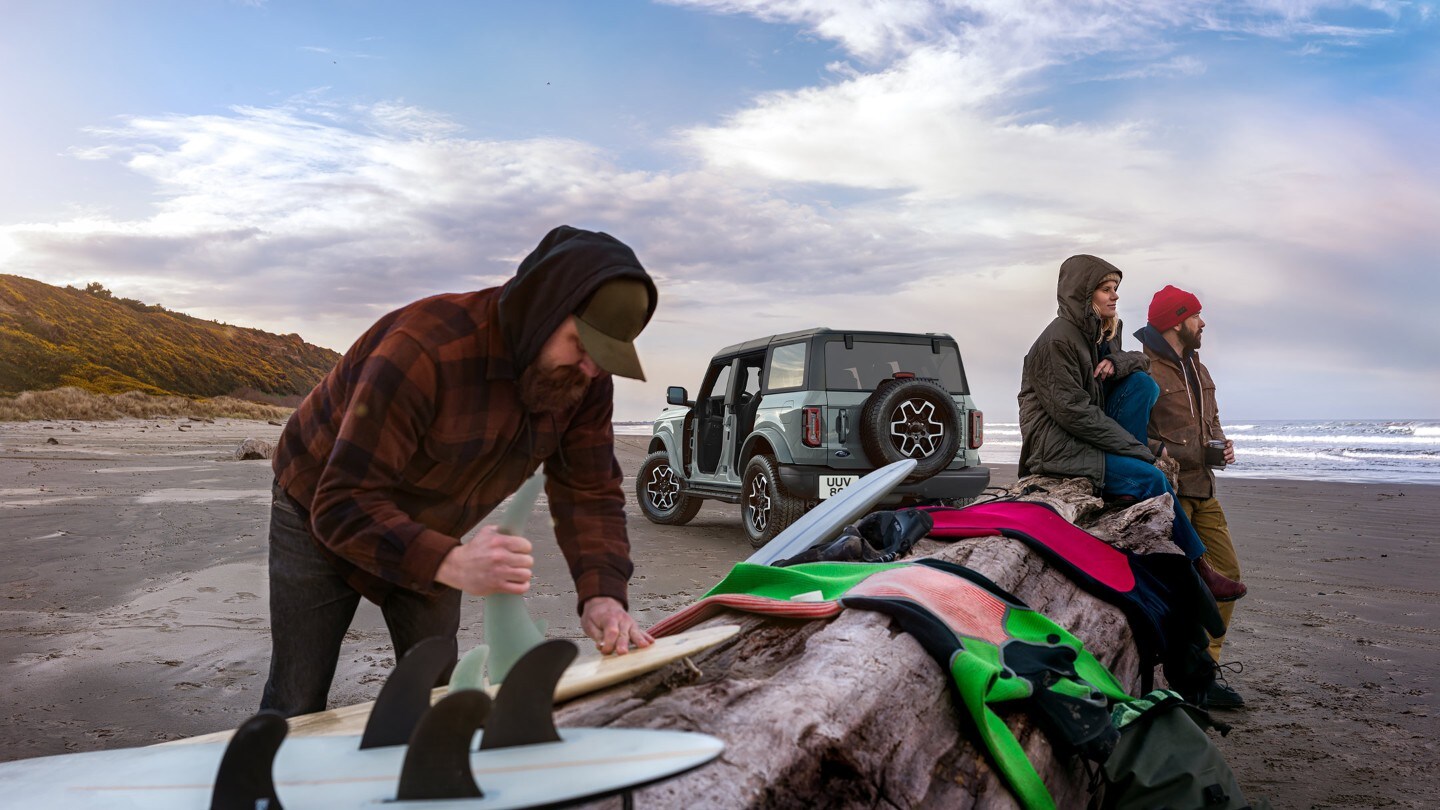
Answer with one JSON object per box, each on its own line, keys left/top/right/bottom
{"left": 1237, "top": 448, "right": 1363, "bottom": 462}
{"left": 1336, "top": 449, "right": 1440, "bottom": 462}
{"left": 1217, "top": 467, "right": 1440, "bottom": 484}
{"left": 1236, "top": 434, "right": 1438, "bottom": 446}
{"left": 1234, "top": 447, "right": 1438, "bottom": 464}
{"left": 611, "top": 419, "right": 1440, "bottom": 483}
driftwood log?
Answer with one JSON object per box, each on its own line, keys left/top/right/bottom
{"left": 557, "top": 476, "right": 1185, "bottom": 809}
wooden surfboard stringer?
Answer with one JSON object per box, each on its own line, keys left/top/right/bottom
{"left": 169, "top": 623, "right": 739, "bottom": 747}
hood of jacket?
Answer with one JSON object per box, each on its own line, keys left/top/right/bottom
{"left": 1133, "top": 324, "right": 1184, "bottom": 365}
{"left": 1057, "top": 254, "right": 1123, "bottom": 337}
{"left": 497, "top": 225, "right": 657, "bottom": 374}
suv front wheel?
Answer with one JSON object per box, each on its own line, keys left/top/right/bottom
{"left": 741, "top": 454, "right": 806, "bottom": 548}
{"left": 636, "top": 451, "right": 704, "bottom": 525}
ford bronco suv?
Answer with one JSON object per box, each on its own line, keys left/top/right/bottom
{"left": 637, "top": 328, "right": 988, "bottom": 546}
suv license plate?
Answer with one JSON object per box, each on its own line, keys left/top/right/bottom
{"left": 818, "top": 475, "right": 859, "bottom": 499}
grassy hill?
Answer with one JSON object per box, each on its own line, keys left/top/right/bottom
{"left": 0, "top": 274, "right": 340, "bottom": 401}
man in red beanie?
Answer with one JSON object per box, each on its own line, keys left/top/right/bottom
{"left": 1134, "top": 285, "right": 1247, "bottom": 709}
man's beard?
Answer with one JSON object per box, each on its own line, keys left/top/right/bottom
{"left": 519, "top": 362, "right": 591, "bottom": 413}
{"left": 1180, "top": 323, "right": 1203, "bottom": 352}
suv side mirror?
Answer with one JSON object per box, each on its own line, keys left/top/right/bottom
{"left": 666, "top": 386, "right": 693, "bottom": 407}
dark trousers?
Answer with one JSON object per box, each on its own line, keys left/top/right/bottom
{"left": 259, "top": 482, "right": 459, "bottom": 717}
{"left": 1102, "top": 373, "right": 1206, "bottom": 559}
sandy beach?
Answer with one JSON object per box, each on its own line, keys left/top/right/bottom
{"left": 1, "top": 418, "right": 1435, "bottom": 808}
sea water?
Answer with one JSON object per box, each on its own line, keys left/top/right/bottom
{"left": 983, "top": 420, "right": 1440, "bottom": 485}
{"left": 618, "top": 420, "right": 1440, "bottom": 485}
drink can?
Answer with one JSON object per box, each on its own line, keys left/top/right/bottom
{"left": 1204, "top": 439, "right": 1227, "bottom": 468}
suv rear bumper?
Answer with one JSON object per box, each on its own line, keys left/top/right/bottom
{"left": 778, "top": 465, "right": 991, "bottom": 501}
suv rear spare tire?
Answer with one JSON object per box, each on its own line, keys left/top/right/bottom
{"left": 741, "top": 454, "right": 806, "bottom": 548}
{"left": 636, "top": 451, "right": 703, "bottom": 525}
{"left": 859, "top": 377, "right": 962, "bottom": 481}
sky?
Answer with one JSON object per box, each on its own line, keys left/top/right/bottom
{"left": 2, "top": 0, "right": 1437, "bottom": 423}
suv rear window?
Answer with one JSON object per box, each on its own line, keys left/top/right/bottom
{"left": 824, "top": 340, "right": 967, "bottom": 392}
{"left": 766, "top": 342, "right": 807, "bottom": 391}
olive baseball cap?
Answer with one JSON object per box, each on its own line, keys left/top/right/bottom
{"left": 575, "top": 278, "right": 651, "bottom": 381}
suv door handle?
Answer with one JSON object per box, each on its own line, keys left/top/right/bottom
{"left": 837, "top": 408, "right": 850, "bottom": 443}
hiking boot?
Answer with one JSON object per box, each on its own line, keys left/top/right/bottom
{"left": 1195, "top": 558, "right": 1247, "bottom": 602}
{"left": 1205, "top": 680, "right": 1246, "bottom": 710}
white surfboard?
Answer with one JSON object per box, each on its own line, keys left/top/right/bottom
{"left": 745, "top": 458, "right": 917, "bottom": 566}
{"left": 1, "top": 726, "right": 724, "bottom": 809}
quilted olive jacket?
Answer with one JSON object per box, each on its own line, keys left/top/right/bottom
{"left": 1017, "top": 255, "right": 1153, "bottom": 489}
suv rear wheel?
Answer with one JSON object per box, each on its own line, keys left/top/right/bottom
{"left": 741, "top": 454, "right": 806, "bottom": 548}
{"left": 636, "top": 451, "right": 703, "bottom": 525}
{"left": 859, "top": 377, "right": 962, "bottom": 481}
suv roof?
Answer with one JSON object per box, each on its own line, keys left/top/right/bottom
{"left": 711, "top": 327, "right": 958, "bottom": 359}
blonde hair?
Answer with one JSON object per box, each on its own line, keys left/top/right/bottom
{"left": 1094, "top": 311, "right": 1119, "bottom": 344}
{"left": 1093, "top": 271, "right": 1121, "bottom": 344}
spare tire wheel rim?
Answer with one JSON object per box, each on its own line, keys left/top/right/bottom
{"left": 889, "top": 398, "right": 945, "bottom": 458}
{"left": 747, "top": 473, "right": 771, "bottom": 532}
{"left": 646, "top": 462, "right": 681, "bottom": 511}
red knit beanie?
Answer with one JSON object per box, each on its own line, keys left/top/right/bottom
{"left": 1148, "top": 285, "right": 1201, "bottom": 332}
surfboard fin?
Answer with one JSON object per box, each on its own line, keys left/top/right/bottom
{"left": 396, "top": 689, "right": 491, "bottom": 801}
{"left": 482, "top": 471, "right": 550, "bottom": 684}
{"left": 448, "top": 643, "right": 491, "bottom": 693}
{"left": 210, "top": 710, "right": 287, "bottom": 810}
{"left": 482, "top": 591, "right": 546, "bottom": 684}
{"left": 479, "top": 638, "right": 578, "bottom": 750}
{"left": 360, "top": 635, "right": 457, "bottom": 750}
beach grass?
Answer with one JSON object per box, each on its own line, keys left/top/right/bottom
{"left": 0, "top": 386, "right": 293, "bottom": 422}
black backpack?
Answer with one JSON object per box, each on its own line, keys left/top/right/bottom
{"left": 1099, "top": 690, "right": 1270, "bottom": 810}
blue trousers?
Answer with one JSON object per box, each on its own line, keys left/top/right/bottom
{"left": 1103, "top": 373, "right": 1206, "bottom": 559}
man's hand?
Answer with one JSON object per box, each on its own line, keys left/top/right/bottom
{"left": 434, "top": 525, "right": 533, "bottom": 596}
{"left": 1224, "top": 439, "right": 1236, "bottom": 465}
{"left": 1093, "top": 358, "right": 1116, "bottom": 380}
{"left": 580, "top": 596, "right": 654, "bottom": 656}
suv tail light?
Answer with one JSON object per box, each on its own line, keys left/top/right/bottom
{"left": 802, "top": 406, "right": 823, "bottom": 447}
{"left": 968, "top": 410, "right": 984, "bottom": 449}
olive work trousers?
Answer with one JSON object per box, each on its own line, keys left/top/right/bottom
{"left": 1181, "top": 495, "right": 1242, "bottom": 661}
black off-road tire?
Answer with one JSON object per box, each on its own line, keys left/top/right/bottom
{"left": 636, "top": 450, "right": 703, "bottom": 525}
{"left": 741, "top": 454, "right": 807, "bottom": 548}
{"left": 859, "top": 377, "right": 962, "bottom": 482}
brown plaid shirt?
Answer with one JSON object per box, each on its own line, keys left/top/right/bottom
{"left": 273, "top": 288, "right": 632, "bottom": 611}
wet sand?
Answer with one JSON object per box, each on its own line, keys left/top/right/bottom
{"left": 1, "top": 419, "right": 1435, "bottom": 808}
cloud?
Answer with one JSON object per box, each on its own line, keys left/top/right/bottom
{"left": 660, "top": 0, "right": 958, "bottom": 63}
{"left": 5, "top": 101, "right": 959, "bottom": 344}
{"left": 1094, "top": 55, "right": 1208, "bottom": 81}
{"left": 300, "top": 44, "right": 382, "bottom": 60}
{"left": 2, "top": 1, "right": 1435, "bottom": 421}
